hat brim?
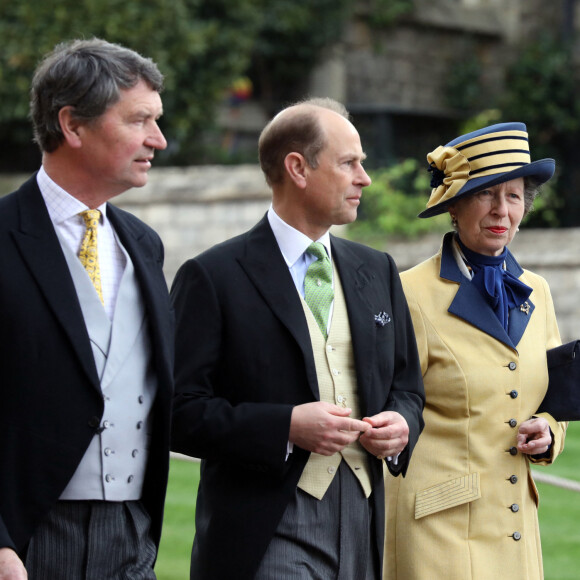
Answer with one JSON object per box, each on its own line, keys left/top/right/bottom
{"left": 418, "top": 158, "right": 556, "bottom": 218}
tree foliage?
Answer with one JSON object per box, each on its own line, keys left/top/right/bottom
{"left": 0, "top": 0, "right": 428, "bottom": 170}
{"left": 499, "top": 33, "right": 580, "bottom": 227}
{"left": 248, "top": 0, "right": 354, "bottom": 105}
{"left": 348, "top": 159, "right": 449, "bottom": 244}
{"left": 0, "top": 0, "right": 262, "bottom": 166}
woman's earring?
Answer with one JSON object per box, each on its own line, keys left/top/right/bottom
{"left": 451, "top": 215, "right": 458, "bottom": 228}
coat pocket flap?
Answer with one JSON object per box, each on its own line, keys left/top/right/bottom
{"left": 415, "top": 473, "right": 481, "bottom": 519}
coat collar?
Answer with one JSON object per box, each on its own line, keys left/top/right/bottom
{"left": 238, "top": 215, "right": 376, "bottom": 403}
{"left": 331, "top": 236, "right": 378, "bottom": 410}
{"left": 12, "top": 175, "right": 172, "bottom": 392}
{"left": 12, "top": 174, "right": 101, "bottom": 388}
{"left": 440, "top": 231, "right": 534, "bottom": 349}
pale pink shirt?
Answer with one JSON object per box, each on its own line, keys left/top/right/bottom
{"left": 37, "top": 166, "right": 126, "bottom": 320}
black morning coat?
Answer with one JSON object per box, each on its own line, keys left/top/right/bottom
{"left": 0, "top": 174, "right": 174, "bottom": 558}
{"left": 170, "top": 215, "right": 425, "bottom": 580}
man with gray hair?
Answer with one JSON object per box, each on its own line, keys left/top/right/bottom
{"left": 0, "top": 38, "right": 173, "bottom": 579}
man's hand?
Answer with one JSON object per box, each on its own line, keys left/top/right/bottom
{"left": 359, "top": 411, "right": 409, "bottom": 459}
{"left": 517, "top": 417, "right": 552, "bottom": 455}
{"left": 0, "top": 548, "right": 27, "bottom": 580}
{"left": 289, "top": 401, "right": 371, "bottom": 455}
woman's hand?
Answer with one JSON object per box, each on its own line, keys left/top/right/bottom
{"left": 517, "top": 417, "right": 552, "bottom": 455}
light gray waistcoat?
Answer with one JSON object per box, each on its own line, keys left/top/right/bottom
{"left": 56, "top": 232, "right": 157, "bottom": 501}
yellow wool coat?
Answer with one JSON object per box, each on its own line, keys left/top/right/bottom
{"left": 384, "top": 233, "right": 566, "bottom": 580}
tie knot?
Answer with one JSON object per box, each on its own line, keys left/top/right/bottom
{"left": 80, "top": 209, "right": 101, "bottom": 228}
{"left": 307, "top": 242, "right": 328, "bottom": 262}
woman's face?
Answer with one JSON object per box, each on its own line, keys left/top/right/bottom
{"left": 449, "top": 177, "right": 525, "bottom": 256}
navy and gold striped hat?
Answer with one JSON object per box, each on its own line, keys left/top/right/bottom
{"left": 419, "top": 122, "right": 555, "bottom": 218}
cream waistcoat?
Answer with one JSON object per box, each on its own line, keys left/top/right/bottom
{"left": 297, "top": 268, "right": 372, "bottom": 499}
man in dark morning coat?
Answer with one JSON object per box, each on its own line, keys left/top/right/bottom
{"left": 171, "top": 98, "right": 425, "bottom": 579}
{"left": 0, "top": 39, "right": 173, "bottom": 580}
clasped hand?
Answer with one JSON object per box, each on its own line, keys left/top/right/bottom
{"left": 289, "top": 401, "right": 409, "bottom": 458}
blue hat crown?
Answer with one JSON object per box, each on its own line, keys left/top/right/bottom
{"left": 419, "top": 122, "right": 555, "bottom": 218}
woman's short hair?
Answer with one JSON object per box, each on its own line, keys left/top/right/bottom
{"left": 30, "top": 37, "right": 164, "bottom": 153}
{"left": 523, "top": 176, "right": 542, "bottom": 215}
{"left": 258, "top": 97, "right": 350, "bottom": 186}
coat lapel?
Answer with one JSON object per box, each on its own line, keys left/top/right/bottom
{"left": 440, "top": 232, "right": 534, "bottom": 350}
{"left": 331, "top": 236, "right": 376, "bottom": 408}
{"left": 11, "top": 176, "right": 100, "bottom": 387}
{"left": 106, "top": 204, "right": 174, "bottom": 385}
{"left": 237, "top": 217, "right": 319, "bottom": 397}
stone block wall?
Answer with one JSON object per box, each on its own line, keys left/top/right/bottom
{"left": 2, "top": 165, "right": 579, "bottom": 342}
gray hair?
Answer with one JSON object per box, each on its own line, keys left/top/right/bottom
{"left": 258, "top": 97, "right": 350, "bottom": 186}
{"left": 30, "top": 38, "right": 164, "bottom": 153}
{"left": 523, "top": 176, "right": 541, "bottom": 216}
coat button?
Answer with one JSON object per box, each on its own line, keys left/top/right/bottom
{"left": 138, "top": 395, "right": 144, "bottom": 404}
{"left": 510, "top": 390, "right": 518, "bottom": 399}
{"left": 508, "top": 419, "right": 517, "bottom": 428}
{"left": 105, "top": 474, "right": 114, "bottom": 483}
{"left": 327, "top": 466, "right": 336, "bottom": 474}
{"left": 104, "top": 448, "right": 113, "bottom": 456}
{"left": 509, "top": 446, "right": 518, "bottom": 456}
{"left": 512, "top": 532, "right": 521, "bottom": 541}
{"left": 88, "top": 416, "right": 100, "bottom": 428}
{"left": 132, "top": 449, "right": 139, "bottom": 458}
{"left": 136, "top": 421, "right": 143, "bottom": 430}
{"left": 508, "top": 362, "right": 517, "bottom": 371}
{"left": 127, "top": 475, "right": 134, "bottom": 483}
{"left": 509, "top": 475, "right": 518, "bottom": 484}
{"left": 510, "top": 504, "right": 520, "bottom": 513}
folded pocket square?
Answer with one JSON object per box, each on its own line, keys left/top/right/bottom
{"left": 374, "top": 312, "right": 391, "bottom": 326}
{"left": 537, "top": 340, "right": 580, "bottom": 421}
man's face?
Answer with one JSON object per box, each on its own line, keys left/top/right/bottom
{"left": 77, "top": 79, "right": 166, "bottom": 197}
{"left": 303, "top": 111, "right": 371, "bottom": 233}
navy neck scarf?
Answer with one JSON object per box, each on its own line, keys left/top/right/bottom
{"left": 457, "top": 236, "right": 532, "bottom": 331}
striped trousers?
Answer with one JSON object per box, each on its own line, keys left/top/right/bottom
{"left": 25, "top": 500, "right": 157, "bottom": 580}
{"left": 254, "top": 462, "right": 378, "bottom": 580}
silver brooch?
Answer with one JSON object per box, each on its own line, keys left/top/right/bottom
{"left": 520, "top": 301, "right": 530, "bottom": 315}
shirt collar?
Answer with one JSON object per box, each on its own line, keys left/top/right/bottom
{"left": 37, "top": 166, "right": 108, "bottom": 226}
{"left": 267, "top": 206, "right": 332, "bottom": 267}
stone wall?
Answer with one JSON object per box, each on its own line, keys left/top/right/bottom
{"left": 101, "top": 166, "right": 580, "bottom": 344}
{"left": 2, "top": 165, "right": 579, "bottom": 342}
{"left": 343, "top": 0, "right": 507, "bottom": 114}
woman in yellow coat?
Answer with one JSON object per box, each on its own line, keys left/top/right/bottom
{"left": 384, "top": 122, "right": 567, "bottom": 580}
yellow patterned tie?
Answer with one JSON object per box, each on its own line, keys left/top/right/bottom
{"left": 78, "top": 209, "right": 104, "bottom": 304}
{"left": 304, "top": 242, "right": 334, "bottom": 339}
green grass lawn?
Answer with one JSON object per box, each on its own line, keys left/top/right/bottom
{"left": 155, "top": 423, "right": 580, "bottom": 579}
{"left": 536, "top": 421, "right": 580, "bottom": 579}
{"left": 155, "top": 458, "right": 200, "bottom": 580}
